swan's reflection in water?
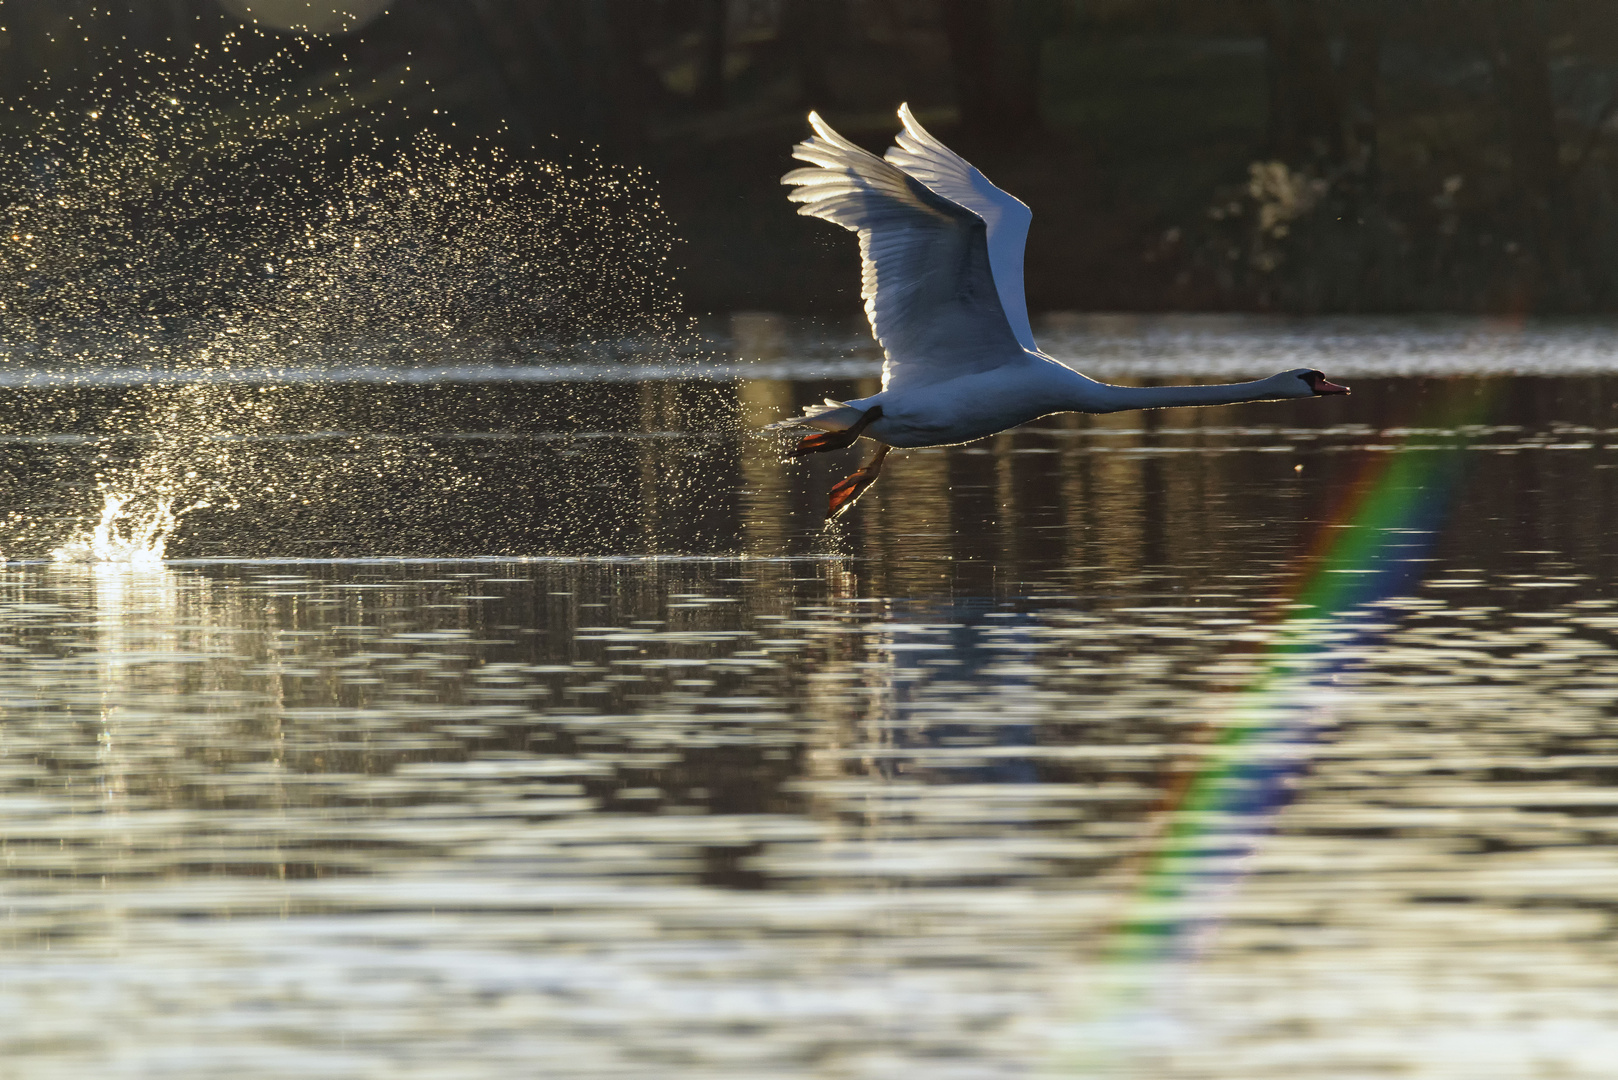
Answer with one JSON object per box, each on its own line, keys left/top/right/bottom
{"left": 3, "top": 374, "right": 1618, "bottom": 1076}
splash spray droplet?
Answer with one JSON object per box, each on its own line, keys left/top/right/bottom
{"left": 0, "top": 37, "right": 698, "bottom": 559}
{"left": 50, "top": 493, "right": 200, "bottom": 565}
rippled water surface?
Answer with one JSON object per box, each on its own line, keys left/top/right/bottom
{"left": 5, "top": 320, "right": 1618, "bottom": 1078}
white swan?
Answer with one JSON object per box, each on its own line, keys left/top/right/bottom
{"left": 768, "top": 104, "right": 1349, "bottom": 519}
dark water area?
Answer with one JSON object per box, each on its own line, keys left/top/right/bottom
{"left": 0, "top": 367, "right": 1614, "bottom": 568}
{"left": 4, "top": 332, "right": 1618, "bottom": 1076}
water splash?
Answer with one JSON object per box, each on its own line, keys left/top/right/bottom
{"left": 0, "top": 37, "right": 701, "bottom": 559}
{"left": 50, "top": 493, "right": 196, "bottom": 566}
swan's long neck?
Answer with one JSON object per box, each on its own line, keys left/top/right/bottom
{"left": 1058, "top": 370, "right": 1300, "bottom": 414}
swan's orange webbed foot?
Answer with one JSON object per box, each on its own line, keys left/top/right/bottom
{"left": 792, "top": 428, "right": 853, "bottom": 456}
{"left": 827, "top": 445, "right": 891, "bottom": 520}
{"left": 790, "top": 404, "right": 883, "bottom": 458}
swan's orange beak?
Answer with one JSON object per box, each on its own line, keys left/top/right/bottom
{"left": 1312, "top": 376, "right": 1350, "bottom": 395}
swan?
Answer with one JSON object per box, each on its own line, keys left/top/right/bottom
{"left": 767, "top": 104, "right": 1349, "bottom": 519}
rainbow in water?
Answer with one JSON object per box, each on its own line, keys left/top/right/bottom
{"left": 1057, "top": 379, "right": 1494, "bottom": 1073}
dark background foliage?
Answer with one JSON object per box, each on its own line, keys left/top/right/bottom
{"left": 5, "top": 0, "right": 1618, "bottom": 316}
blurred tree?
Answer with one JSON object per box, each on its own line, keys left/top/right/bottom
{"left": 1338, "top": 1, "right": 1383, "bottom": 187}
{"left": 1249, "top": 0, "right": 1345, "bottom": 165}
{"left": 1488, "top": 0, "right": 1591, "bottom": 305}
{"left": 941, "top": 0, "right": 1060, "bottom": 143}
{"left": 693, "top": 0, "right": 727, "bottom": 111}
{"left": 781, "top": 0, "right": 842, "bottom": 109}
{"left": 10, "top": 0, "right": 1618, "bottom": 313}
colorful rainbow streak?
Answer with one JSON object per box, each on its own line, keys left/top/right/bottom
{"left": 1060, "top": 380, "right": 1494, "bottom": 1072}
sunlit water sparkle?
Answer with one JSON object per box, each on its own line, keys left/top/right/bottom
{"left": 1, "top": 317, "right": 1617, "bottom": 1075}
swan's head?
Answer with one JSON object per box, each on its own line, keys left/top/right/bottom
{"left": 1289, "top": 368, "right": 1350, "bottom": 397}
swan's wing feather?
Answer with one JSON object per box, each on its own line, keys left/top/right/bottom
{"left": 885, "top": 103, "right": 1037, "bottom": 354}
{"left": 783, "top": 112, "right": 1023, "bottom": 393}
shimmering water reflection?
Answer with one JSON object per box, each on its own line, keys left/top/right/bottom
{"left": 2, "top": 540, "right": 1617, "bottom": 1076}
{"left": 4, "top": 361, "right": 1618, "bottom": 1076}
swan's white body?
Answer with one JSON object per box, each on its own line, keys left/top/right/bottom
{"left": 771, "top": 106, "right": 1346, "bottom": 512}
{"left": 828, "top": 362, "right": 1330, "bottom": 449}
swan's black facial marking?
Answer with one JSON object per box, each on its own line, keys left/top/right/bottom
{"left": 1302, "top": 369, "right": 1350, "bottom": 396}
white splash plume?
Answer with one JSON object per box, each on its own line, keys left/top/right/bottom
{"left": 51, "top": 494, "right": 199, "bottom": 566}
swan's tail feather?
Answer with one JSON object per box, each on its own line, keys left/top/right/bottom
{"left": 764, "top": 398, "right": 867, "bottom": 434}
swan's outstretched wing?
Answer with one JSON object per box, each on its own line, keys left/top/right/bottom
{"left": 885, "top": 103, "right": 1036, "bottom": 354}
{"left": 783, "top": 111, "right": 1024, "bottom": 393}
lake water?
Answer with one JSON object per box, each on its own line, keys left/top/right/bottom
{"left": 3, "top": 317, "right": 1618, "bottom": 1078}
